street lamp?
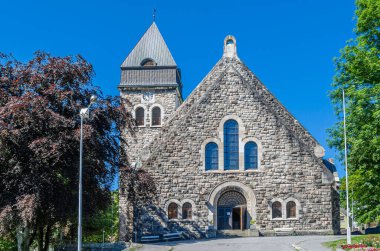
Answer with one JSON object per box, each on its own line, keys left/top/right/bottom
{"left": 342, "top": 89, "right": 351, "bottom": 244}
{"left": 132, "top": 157, "right": 142, "bottom": 243}
{"left": 78, "top": 95, "right": 97, "bottom": 251}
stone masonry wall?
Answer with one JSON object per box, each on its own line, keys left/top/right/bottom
{"left": 131, "top": 58, "right": 338, "bottom": 238}
{"left": 118, "top": 87, "right": 180, "bottom": 240}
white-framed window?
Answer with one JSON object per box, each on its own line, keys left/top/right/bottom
{"left": 133, "top": 104, "right": 147, "bottom": 127}
{"left": 149, "top": 104, "right": 164, "bottom": 127}
{"left": 201, "top": 115, "right": 263, "bottom": 173}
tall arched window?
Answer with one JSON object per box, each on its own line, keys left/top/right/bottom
{"left": 168, "top": 203, "right": 178, "bottom": 219}
{"left": 135, "top": 107, "right": 145, "bottom": 126}
{"left": 272, "top": 201, "right": 282, "bottom": 219}
{"left": 244, "top": 142, "right": 258, "bottom": 170}
{"left": 151, "top": 107, "right": 161, "bottom": 126}
{"left": 224, "top": 120, "right": 239, "bottom": 170}
{"left": 205, "top": 142, "right": 218, "bottom": 171}
{"left": 182, "top": 202, "right": 192, "bottom": 220}
{"left": 286, "top": 201, "right": 296, "bottom": 218}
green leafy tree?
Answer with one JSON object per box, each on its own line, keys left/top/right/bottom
{"left": 328, "top": 0, "right": 380, "bottom": 224}
{"left": 83, "top": 191, "right": 119, "bottom": 243}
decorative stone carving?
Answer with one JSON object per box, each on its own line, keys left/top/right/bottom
{"left": 314, "top": 145, "right": 326, "bottom": 158}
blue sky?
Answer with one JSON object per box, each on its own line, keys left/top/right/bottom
{"left": 1, "top": 0, "right": 356, "bottom": 177}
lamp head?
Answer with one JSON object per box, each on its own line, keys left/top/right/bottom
{"left": 90, "top": 95, "right": 97, "bottom": 104}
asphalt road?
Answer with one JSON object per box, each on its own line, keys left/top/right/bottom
{"left": 134, "top": 235, "right": 344, "bottom": 251}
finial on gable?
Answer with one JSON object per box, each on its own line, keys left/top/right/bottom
{"left": 223, "top": 35, "right": 238, "bottom": 59}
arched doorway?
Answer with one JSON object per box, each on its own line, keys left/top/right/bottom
{"left": 208, "top": 181, "right": 256, "bottom": 231}
{"left": 217, "top": 191, "right": 247, "bottom": 230}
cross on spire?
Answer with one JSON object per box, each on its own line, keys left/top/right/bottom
{"left": 153, "top": 8, "right": 156, "bottom": 22}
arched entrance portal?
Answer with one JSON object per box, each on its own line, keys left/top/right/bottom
{"left": 217, "top": 191, "right": 247, "bottom": 230}
{"left": 208, "top": 181, "right": 256, "bottom": 231}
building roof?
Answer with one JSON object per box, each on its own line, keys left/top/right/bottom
{"left": 141, "top": 37, "right": 330, "bottom": 175}
{"left": 323, "top": 159, "right": 337, "bottom": 173}
{"left": 121, "top": 22, "right": 177, "bottom": 67}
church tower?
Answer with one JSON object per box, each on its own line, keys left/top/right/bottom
{"left": 118, "top": 22, "right": 182, "bottom": 240}
{"left": 119, "top": 22, "right": 183, "bottom": 162}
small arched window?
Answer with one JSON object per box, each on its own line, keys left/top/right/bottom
{"left": 182, "top": 202, "right": 192, "bottom": 220}
{"left": 272, "top": 201, "right": 282, "bottom": 219}
{"left": 151, "top": 107, "right": 161, "bottom": 126}
{"left": 135, "top": 107, "right": 145, "bottom": 126}
{"left": 141, "top": 58, "right": 156, "bottom": 67}
{"left": 205, "top": 142, "right": 218, "bottom": 171}
{"left": 244, "top": 142, "right": 258, "bottom": 170}
{"left": 224, "top": 120, "right": 239, "bottom": 170}
{"left": 286, "top": 201, "right": 296, "bottom": 218}
{"left": 168, "top": 203, "right": 178, "bottom": 219}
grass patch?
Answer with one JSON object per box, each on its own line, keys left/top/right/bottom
{"left": 323, "top": 234, "right": 380, "bottom": 251}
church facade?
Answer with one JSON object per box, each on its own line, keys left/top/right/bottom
{"left": 118, "top": 22, "right": 340, "bottom": 240}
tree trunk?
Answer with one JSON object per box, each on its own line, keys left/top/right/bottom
{"left": 17, "top": 227, "right": 29, "bottom": 251}
{"left": 37, "top": 226, "right": 43, "bottom": 251}
{"left": 42, "top": 225, "right": 52, "bottom": 251}
{"left": 27, "top": 225, "right": 37, "bottom": 249}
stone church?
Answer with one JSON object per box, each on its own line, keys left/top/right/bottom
{"left": 118, "top": 22, "right": 340, "bottom": 240}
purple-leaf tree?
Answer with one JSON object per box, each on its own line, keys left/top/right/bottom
{"left": 0, "top": 52, "right": 134, "bottom": 251}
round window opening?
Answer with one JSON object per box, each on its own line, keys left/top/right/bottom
{"left": 226, "top": 39, "right": 234, "bottom": 45}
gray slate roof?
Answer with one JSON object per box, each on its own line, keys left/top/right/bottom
{"left": 121, "top": 22, "right": 176, "bottom": 67}
{"left": 119, "top": 68, "right": 180, "bottom": 87}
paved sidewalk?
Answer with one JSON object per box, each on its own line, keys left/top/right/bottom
{"left": 133, "top": 235, "right": 344, "bottom": 251}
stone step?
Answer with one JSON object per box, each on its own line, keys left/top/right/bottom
{"left": 217, "top": 230, "right": 259, "bottom": 238}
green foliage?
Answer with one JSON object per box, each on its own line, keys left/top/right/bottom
{"left": 0, "top": 237, "right": 17, "bottom": 251}
{"left": 83, "top": 191, "right": 119, "bottom": 243}
{"left": 328, "top": 0, "right": 380, "bottom": 224}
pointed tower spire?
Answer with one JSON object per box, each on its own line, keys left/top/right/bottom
{"left": 121, "top": 22, "right": 176, "bottom": 67}
{"left": 119, "top": 22, "right": 182, "bottom": 95}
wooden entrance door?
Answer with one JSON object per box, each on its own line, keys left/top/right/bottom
{"left": 240, "top": 206, "right": 246, "bottom": 230}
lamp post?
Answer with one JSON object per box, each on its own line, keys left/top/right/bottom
{"left": 78, "top": 95, "right": 97, "bottom": 251}
{"left": 132, "top": 157, "right": 142, "bottom": 243}
{"left": 342, "top": 89, "right": 351, "bottom": 244}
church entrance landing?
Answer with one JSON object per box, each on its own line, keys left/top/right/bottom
{"left": 217, "top": 191, "right": 247, "bottom": 230}
{"left": 208, "top": 181, "right": 256, "bottom": 233}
